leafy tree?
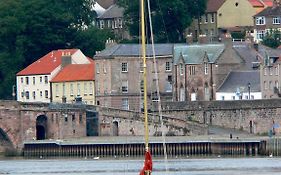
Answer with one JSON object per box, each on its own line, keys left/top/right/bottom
{"left": 262, "top": 29, "right": 281, "bottom": 49}
{"left": 118, "top": 0, "right": 207, "bottom": 43}
{"left": 0, "top": 0, "right": 113, "bottom": 99}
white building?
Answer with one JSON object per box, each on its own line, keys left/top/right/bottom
{"left": 16, "top": 49, "right": 90, "bottom": 102}
{"left": 216, "top": 71, "right": 262, "bottom": 100}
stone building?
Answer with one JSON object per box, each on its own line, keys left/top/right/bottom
{"left": 253, "top": 0, "right": 281, "bottom": 42}
{"left": 94, "top": 42, "right": 177, "bottom": 111}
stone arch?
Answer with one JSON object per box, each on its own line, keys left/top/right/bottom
{"left": 112, "top": 121, "right": 119, "bottom": 136}
{"left": 36, "top": 115, "right": 48, "bottom": 140}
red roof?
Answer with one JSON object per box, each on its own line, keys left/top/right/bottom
{"left": 50, "top": 63, "right": 95, "bottom": 82}
{"left": 17, "top": 49, "right": 78, "bottom": 76}
{"left": 248, "top": 0, "right": 273, "bottom": 7}
{"left": 206, "top": 0, "right": 226, "bottom": 13}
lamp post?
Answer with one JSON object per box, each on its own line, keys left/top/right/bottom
{"left": 248, "top": 82, "right": 251, "bottom": 100}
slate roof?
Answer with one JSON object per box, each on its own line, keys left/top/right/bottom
{"left": 95, "top": 0, "right": 115, "bottom": 9}
{"left": 217, "top": 71, "right": 260, "bottom": 92}
{"left": 206, "top": 0, "right": 225, "bottom": 13}
{"left": 254, "top": 4, "right": 281, "bottom": 16}
{"left": 50, "top": 63, "right": 95, "bottom": 82}
{"left": 173, "top": 44, "right": 225, "bottom": 65}
{"left": 95, "top": 44, "right": 180, "bottom": 58}
{"left": 97, "top": 4, "right": 123, "bottom": 18}
{"left": 258, "top": 44, "right": 281, "bottom": 58}
{"left": 233, "top": 43, "right": 259, "bottom": 70}
{"left": 17, "top": 49, "right": 78, "bottom": 76}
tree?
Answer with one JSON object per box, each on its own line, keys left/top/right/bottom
{"left": 262, "top": 29, "right": 281, "bottom": 49}
{"left": 118, "top": 0, "right": 207, "bottom": 43}
{"left": 0, "top": 0, "right": 113, "bottom": 99}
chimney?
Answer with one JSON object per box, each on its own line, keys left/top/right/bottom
{"left": 105, "top": 38, "right": 117, "bottom": 49}
{"left": 61, "top": 51, "right": 72, "bottom": 68}
{"left": 186, "top": 33, "right": 193, "bottom": 44}
{"left": 198, "top": 34, "right": 208, "bottom": 44}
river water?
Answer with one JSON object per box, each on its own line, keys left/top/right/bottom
{"left": 0, "top": 157, "right": 281, "bottom": 175}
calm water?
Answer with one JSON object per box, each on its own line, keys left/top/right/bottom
{"left": 0, "top": 157, "right": 281, "bottom": 175}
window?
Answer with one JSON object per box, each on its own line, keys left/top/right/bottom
{"left": 264, "top": 67, "right": 267, "bottom": 75}
{"left": 100, "top": 20, "right": 104, "bottom": 29}
{"left": 103, "top": 64, "right": 107, "bottom": 73}
{"left": 64, "top": 114, "right": 68, "bottom": 122}
{"left": 89, "top": 82, "right": 93, "bottom": 95}
{"left": 55, "top": 84, "right": 59, "bottom": 97}
{"left": 204, "top": 63, "right": 208, "bottom": 75}
{"left": 264, "top": 81, "right": 268, "bottom": 89}
{"left": 26, "top": 91, "right": 29, "bottom": 99}
{"left": 256, "top": 16, "right": 265, "bottom": 25}
{"left": 33, "top": 91, "right": 36, "bottom": 99}
{"left": 72, "top": 114, "right": 75, "bottom": 121}
{"left": 205, "top": 14, "right": 208, "bottom": 23}
{"left": 180, "top": 64, "right": 184, "bottom": 75}
{"left": 45, "top": 90, "right": 48, "bottom": 98}
{"left": 21, "top": 91, "right": 24, "bottom": 98}
{"left": 25, "top": 77, "right": 29, "bottom": 85}
{"left": 275, "top": 67, "right": 279, "bottom": 75}
{"left": 121, "top": 62, "right": 128, "bottom": 72}
{"left": 269, "top": 81, "right": 273, "bottom": 90}
{"left": 165, "top": 62, "right": 171, "bottom": 71}
{"left": 232, "top": 96, "right": 235, "bottom": 100}
{"left": 107, "top": 20, "right": 111, "bottom": 28}
{"left": 122, "top": 98, "right": 129, "bottom": 110}
{"left": 210, "top": 29, "right": 214, "bottom": 36}
{"left": 118, "top": 18, "right": 123, "bottom": 28}
{"left": 221, "top": 96, "right": 225, "bottom": 100}
{"left": 84, "top": 82, "right": 88, "bottom": 95}
{"left": 270, "top": 67, "right": 273, "bottom": 75}
{"left": 96, "top": 63, "right": 100, "bottom": 74}
{"left": 211, "top": 13, "right": 215, "bottom": 23}
{"left": 40, "top": 76, "right": 42, "bottom": 83}
{"left": 114, "top": 19, "right": 118, "bottom": 28}
{"left": 77, "top": 83, "right": 80, "bottom": 96}
{"left": 62, "top": 83, "right": 66, "bottom": 96}
{"left": 189, "top": 66, "right": 196, "bottom": 75}
{"left": 40, "top": 91, "right": 43, "bottom": 97}
{"left": 199, "top": 16, "right": 202, "bottom": 23}
{"left": 257, "top": 30, "right": 265, "bottom": 40}
{"left": 21, "top": 77, "right": 23, "bottom": 84}
{"left": 140, "top": 61, "right": 143, "bottom": 72}
{"left": 70, "top": 83, "right": 74, "bottom": 96}
{"left": 205, "top": 29, "right": 208, "bottom": 35}
{"left": 275, "top": 81, "right": 279, "bottom": 90}
{"left": 33, "top": 77, "right": 35, "bottom": 85}
{"left": 140, "top": 80, "right": 144, "bottom": 93}
{"left": 273, "top": 17, "right": 280, "bottom": 24}
{"left": 44, "top": 76, "right": 48, "bottom": 84}
{"left": 122, "top": 80, "right": 128, "bottom": 93}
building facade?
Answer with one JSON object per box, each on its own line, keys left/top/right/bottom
{"left": 16, "top": 49, "right": 90, "bottom": 103}
{"left": 94, "top": 43, "right": 176, "bottom": 111}
{"left": 50, "top": 63, "right": 95, "bottom": 105}
{"left": 253, "top": 0, "right": 281, "bottom": 42}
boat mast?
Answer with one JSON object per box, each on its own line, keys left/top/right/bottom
{"left": 141, "top": 0, "right": 149, "bottom": 150}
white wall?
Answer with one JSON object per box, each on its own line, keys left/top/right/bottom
{"left": 216, "top": 92, "right": 262, "bottom": 101}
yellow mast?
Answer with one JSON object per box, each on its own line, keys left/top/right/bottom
{"left": 141, "top": 0, "right": 149, "bottom": 150}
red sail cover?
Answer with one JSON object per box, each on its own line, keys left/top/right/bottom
{"left": 139, "top": 150, "right": 153, "bottom": 175}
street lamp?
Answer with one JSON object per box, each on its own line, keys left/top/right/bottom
{"left": 248, "top": 82, "right": 251, "bottom": 100}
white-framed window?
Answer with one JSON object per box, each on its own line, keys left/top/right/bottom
{"left": 96, "top": 63, "right": 100, "bottom": 74}
{"left": 140, "top": 61, "right": 143, "bottom": 72}
{"left": 44, "top": 76, "right": 48, "bottom": 84}
{"left": 275, "top": 81, "right": 279, "bottom": 90}
{"left": 89, "top": 82, "right": 93, "bottom": 95}
{"left": 40, "top": 76, "right": 42, "bottom": 83}
{"left": 122, "top": 98, "right": 129, "bottom": 110}
{"left": 26, "top": 91, "right": 30, "bottom": 99}
{"left": 40, "top": 91, "right": 42, "bottom": 97}
{"left": 100, "top": 20, "right": 104, "bottom": 29}
{"left": 84, "top": 82, "right": 88, "bottom": 95}
{"left": 26, "top": 77, "right": 29, "bottom": 85}
{"left": 211, "top": 13, "right": 215, "bottom": 23}
{"left": 45, "top": 90, "right": 48, "bottom": 99}
{"left": 118, "top": 18, "right": 123, "bottom": 28}
{"left": 205, "top": 14, "right": 208, "bottom": 23}
{"left": 165, "top": 62, "right": 171, "bottom": 71}
{"left": 275, "top": 66, "right": 279, "bottom": 75}
{"left": 77, "top": 83, "right": 80, "bottom": 96}
{"left": 55, "top": 84, "right": 59, "bottom": 97}
{"left": 33, "top": 77, "right": 35, "bottom": 85}
{"left": 20, "top": 77, "right": 23, "bottom": 84}
{"left": 62, "top": 83, "right": 66, "bottom": 96}
{"left": 264, "top": 67, "right": 267, "bottom": 75}
{"left": 103, "top": 64, "right": 107, "bottom": 73}
{"left": 121, "top": 62, "right": 128, "bottom": 72}
{"left": 122, "top": 80, "right": 128, "bottom": 93}
{"left": 114, "top": 19, "right": 118, "bottom": 28}
{"left": 256, "top": 16, "right": 265, "bottom": 25}
{"left": 257, "top": 30, "right": 265, "bottom": 40}
{"left": 180, "top": 63, "right": 184, "bottom": 75}
{"left": 204, "top": 63, "right": 208, "bottom": 75}
{"left": 107, "top": 20, "right": 111, "bottom": 28}
{"left": 273, "top": 17, "right": 280, "bottom": 24}
{"left": 70, "top": 83, "right": 74, "bottom": 96}
{"left": 111, "top": 20, "right": 114, "bottom": 29}
{"left": 33, "top": 91, "right": 36, "bottom": 99}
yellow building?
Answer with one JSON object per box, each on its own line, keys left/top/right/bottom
{"left": 50, "top": 63, "right": 95, "bottom": 105}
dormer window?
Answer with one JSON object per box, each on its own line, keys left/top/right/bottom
{"left": 273, "top": 17, "right": 280, "bottom": 24}
{"left": 256, "top": 17, "right": 265, "bottom": 25}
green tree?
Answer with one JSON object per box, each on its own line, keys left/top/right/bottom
{"left": 118, "top": 0, "right": 207, "bottom": 43}
{"left": 262, "top": 29, "right": 281, "bottom": 49}
{"left": 0, "top": 0, "right": 113, "bottom": 99}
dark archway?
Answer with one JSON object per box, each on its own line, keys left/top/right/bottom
{"left": 36, "top": 115, "right": 47, "bottom": 140}
{"left": 112, "top": 121, "right": 119, "bottom": 136}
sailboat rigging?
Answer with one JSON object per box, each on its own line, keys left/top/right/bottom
{"left": 139, "top": 0, "right": 152, "bottom": 174}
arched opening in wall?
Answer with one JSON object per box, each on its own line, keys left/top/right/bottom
{"left": 0, "top": 128, "right": 13, "bottom": 153}
{"left": 36, "top": 115, "right": 47, "bottom": 140}
{"left": 249, "top": 120, "right": 253, "bottom": 134}
{"left": 112, "top": 121, "right": 119, "bottom": 136}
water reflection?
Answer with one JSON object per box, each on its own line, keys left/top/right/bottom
{"left": 0, "top": 157, "right": 281, "bottom": 175}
